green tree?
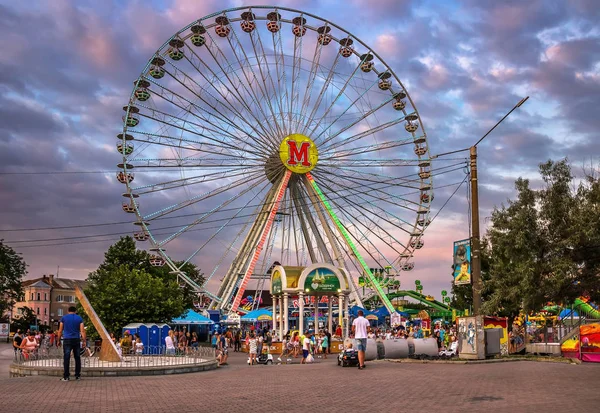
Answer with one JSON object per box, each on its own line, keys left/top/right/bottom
{"left": 482, "top": 159, "right": 600, "bottom": 315}
{"left": 0, "top": 240, "right": 27, "bottom": 318}
{"left": 80, "top": 236, "right": 205, "bottom": 337}
{"left": 11, "top": 307, "right": 40, "bottom": 332}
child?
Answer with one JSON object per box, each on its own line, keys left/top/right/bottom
{"left": 135, "top": 335, "right": 144, "bottom": 355}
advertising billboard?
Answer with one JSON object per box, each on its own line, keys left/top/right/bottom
{"left": 453, "top": 239, "right": 471, "bottom": 285}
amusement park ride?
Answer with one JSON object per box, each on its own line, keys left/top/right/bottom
{"left": 117, "top": 6, "right": 442, "bottom": 318}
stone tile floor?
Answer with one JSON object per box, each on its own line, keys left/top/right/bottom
{"left": 1, "top": 343, "right": 599, "bottom": 412}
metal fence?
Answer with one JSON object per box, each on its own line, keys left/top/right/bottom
{"left": 12, "top": 344, "right": 216, "bottom": 369}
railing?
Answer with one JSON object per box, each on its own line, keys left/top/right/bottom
{"left": 12, "top": 343, "right": 215, "bottom": 368}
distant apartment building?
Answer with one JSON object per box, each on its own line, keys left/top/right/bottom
{"left": 12, "top": 274, "right": 86, "bottom": 329}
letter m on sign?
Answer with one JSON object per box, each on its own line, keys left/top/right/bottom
{"left": 287, "top": 141, "right": 311, "bottom": 166}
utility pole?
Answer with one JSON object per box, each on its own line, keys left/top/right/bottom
{"left": 470, "top": 146, "right": 483, "bottom": 315}
{"left": 432, "top": 96, "right": 529, "bottom": 316}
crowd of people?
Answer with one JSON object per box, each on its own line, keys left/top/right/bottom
{"left": 12, "top": 328, "right": 62, "bottom": 360}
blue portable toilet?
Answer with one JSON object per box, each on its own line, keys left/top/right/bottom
{"left": 148, "top": 324, "right": 161, "bottom": 349}
{"left": 138, "top": 324, "right": 149, "bottom": 348}
{"left": 122, "top": 323, "right": 144, "bottom": 339}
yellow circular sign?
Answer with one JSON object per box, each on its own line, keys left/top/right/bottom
{"left": 279, "top": 134, "right": 318, "bottom": 174}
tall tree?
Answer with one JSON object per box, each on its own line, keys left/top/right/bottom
{"left": 0, "top": 240, "right": 27, "bottom": 318}
{"left": 80, "top": 237, "right": 205, "bottom": 337}
{"left": 482, "top": 159, "right": 600, "bottom": 315}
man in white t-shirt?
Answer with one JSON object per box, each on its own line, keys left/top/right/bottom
{"left": 301, "top": 332, "right": 312, "bottom": 364}
{"left": 352, "top": 310, "right": 370, "bottom": 369}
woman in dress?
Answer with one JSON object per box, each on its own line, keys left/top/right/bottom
{"left": 248, "top": 332, "right": 258, "bottom": 365}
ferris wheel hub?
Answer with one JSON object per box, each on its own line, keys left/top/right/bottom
{"left": 279, "top": 134, "right": 318, "bottom": 174}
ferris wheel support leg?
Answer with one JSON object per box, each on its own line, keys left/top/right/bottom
{"left": 214, "top": 186, "right": 279, "bottom": 310}
{"left": 302, "top": 176, "right": 344, "bottom": 267}
{"left": 215, "top": 216, "right": 267, "bottom": 311}
{"left": 297, "top": 183, "right": 333, "bottom": 264}
{"left": 230, "top": 170, "right": 292, "bottom": 313}
{"left": 291, "top": 183, "right": 317, "bottom": 263}
{"left": 305, "top": 173, "right": 396, "bottom": 315}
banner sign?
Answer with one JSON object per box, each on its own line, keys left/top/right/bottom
{"left": 271, "top": 269, "right": 282, "bottom": 294}
{"left": 453, "top": 239, "right": 471, "bottom": 285}
{"left": 303, "top": 267, "right": 340, "bottom": 293}
{"left": 0, "top": 323, "right": 9, "bottom": 340}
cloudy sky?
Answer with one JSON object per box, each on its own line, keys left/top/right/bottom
{"left": 1, "top": 0, "right": 599, "bottom": 302}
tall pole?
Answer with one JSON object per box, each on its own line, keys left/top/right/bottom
{"left": 470, "top": 146, "right": 483, "bottom": 315}
{"left": 433, "top": 97, "right": 529, "bottom": 316}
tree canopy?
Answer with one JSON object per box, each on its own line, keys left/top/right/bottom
{"left": 482, "top": 159, "right": 600, "bottom": 315}
{"left": 0, "top": 240, "right": 27, "bottom": 318}
{"left": 80, "top": 236, "right": 205, "bottom": 337}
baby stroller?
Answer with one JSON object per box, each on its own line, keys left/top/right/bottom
{"left": 248, "top": 353, "right": 274, "bottom": 365}
{"left": 338, "top": 348, "right": 359, "bottom": 367}
{"left": 439, "top": 341, "right": 458, "bottom": 359}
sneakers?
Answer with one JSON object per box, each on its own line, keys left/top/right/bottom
{"left": 60, "top": 377, "right": 70, "bottom": 381}
{"left": 75, "top": 377, "right": 81, "bottom": 381}
{"left": 277, "top": 357, "right": 282, "bottom": 362}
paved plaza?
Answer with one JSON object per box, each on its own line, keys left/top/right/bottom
{"left": 1, "top": 343, "right": 599, "bottom": 412}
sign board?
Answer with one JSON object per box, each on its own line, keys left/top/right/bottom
{"left": 453, "top": 239, "right": 471, "bottom": 285}
{"left": 303, "top": 267, "right": 340, "bottom": 293}
{"left": 390, "top": 313, "right": 402, "bottom": 327}
{"left": 227, "top": 314, "right": 241, "bottom": 325}
{"left": 0, "top": 323, "right": 9, "bottom": 340}
{"left": 271, "top": 269, "right": 282, "bottom": 294}
{"left": 457, "top": 315, "right": 485, "bottom": 360}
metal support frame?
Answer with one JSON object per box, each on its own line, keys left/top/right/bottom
{"left": 305, "top": 173, "right": 395, "bottom": 314}
{"left": 215, "top": 185, "right": 279, "bottom": 309}
{"left": 230, "top": 170, "right": 292, "bottom": 312}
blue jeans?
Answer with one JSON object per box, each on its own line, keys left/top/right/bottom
{"left": 356, "top": 338, "right": 367, "bottom": 352}
{"left": 63, "top": 338, "right": 81, "bottom": 379}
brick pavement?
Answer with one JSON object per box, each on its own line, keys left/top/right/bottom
{"left": 1, "top": 344, "right": 599, "bottom": 413}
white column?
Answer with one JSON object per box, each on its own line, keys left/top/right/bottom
{"left": 338, "top": 293, "right": 344, "bottom": 336}
{"left": 314, "top": 296, "right": 319, "bottom": 332}
{"left": 283, "top": 293, "right": 289, "bottom": 334}
{"left": 271, "top": 295, "right": 277, "bottom": 335}
{"left": 278, "top": 296, "right": 284, "bottom": 339}
{"left": 344, "top": 294, "right": 350, "bottom": 339}
{"left": 327, "top": 295, "right": 333, "bottom": 333}
{"left": 299, "top": 292, "right": 305, "bottom": 333}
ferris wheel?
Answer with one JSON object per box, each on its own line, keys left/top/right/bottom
{"left": 117, "top": 5, "right": 433, "bottom": 313}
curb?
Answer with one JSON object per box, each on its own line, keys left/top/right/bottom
{"left": 9, "top": 359, "right": 219, "bottom": 378}
{"left": 383, "top": 357, "right": 580, "bottom": 365}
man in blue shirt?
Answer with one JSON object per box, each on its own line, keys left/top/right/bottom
{"left": 57, "top": 306, "right": 86, "bottom": 381}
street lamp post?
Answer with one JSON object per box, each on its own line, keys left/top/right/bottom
{"left": 432, "top": 96, "right": 529, "bottom": 315}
